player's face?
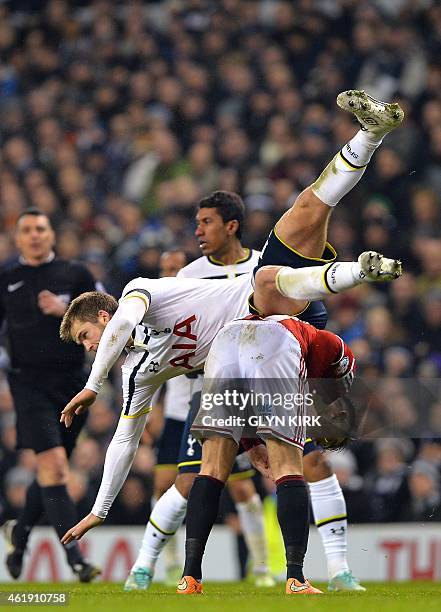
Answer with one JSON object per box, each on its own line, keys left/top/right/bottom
{"left": 15, "top": 214, "right": 55, "bottom": 264}
{"left": 71, "top": 311, "right": 110, "bottom": 352}
{"left": 195, "top": 208, "right": 230, "bottom": 256}
{"left": 310, "top": 396, "right": 354, "bottom": 450}
{"left": 160, "top": 251, "right": 186, "bottom": 277}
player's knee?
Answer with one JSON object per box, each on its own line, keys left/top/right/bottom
{"left": 228, "top": 478, "right": 255, "bottom": 503}
{"left": 277, "top": 187, "right": 330, "bottom": 247}
{"left": 154, "top": 469, "right": 177, "bottom": 499}
{"left": 254, "top": 266, "right": 279, "bottom": 294}
{"left": 303, "top": 450, "right": 333, "bottom": 482}
{"left": 175, "top": 472, "right": 197, "bottom": 498}
{"left": 37, "top": 447, "right": 69, "bottom": 485}
{"left": 291, "top": 186, "right": 324, "bottom": 214}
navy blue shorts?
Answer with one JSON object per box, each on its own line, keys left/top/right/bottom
{"left": 303, "top": 438, "right": 323, "bottom": 456}
{"left": 156, "top": 417, "right": 186, "bottom": 467}
{"left": 177, "top": 392, "right": 254, "bottom": 478}
{"left": 250, "top": 229, "right": 336, "bottom": 330}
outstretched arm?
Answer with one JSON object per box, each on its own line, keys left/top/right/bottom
{"left": 253, "top": 251, "right": 401, "bottom": 317}
{"left": 62, "top": 409, "right": 150, "bottom": 543}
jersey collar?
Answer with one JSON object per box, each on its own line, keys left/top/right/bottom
{"left": 19, "top": 251, "right": 56, "bottom": 266}
{"left": 207, "top": 248, "right": 252, "bottom": 266}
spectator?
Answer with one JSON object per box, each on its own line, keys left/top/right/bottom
{"left": 399, "top": 460, "right": 441, "bottom": 522}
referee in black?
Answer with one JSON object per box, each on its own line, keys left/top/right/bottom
{"left": 0, "top": 209, "right": 99, "bottom": 581}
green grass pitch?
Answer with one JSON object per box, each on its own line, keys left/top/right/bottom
{"left": 0, "top": 582, "right": 440, "bottom": 611}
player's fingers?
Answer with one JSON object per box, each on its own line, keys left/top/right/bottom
{"left": 61, "top": 401, "right": 76, "bottom": 416}
{"left": 75, "top": 405, "right": 85, "bottom": 415}
{"left": 61, "top": 529, "right": 75, "bottom": 544}
{"left": 60, "top": 407, "right": 75, "bottom": 427}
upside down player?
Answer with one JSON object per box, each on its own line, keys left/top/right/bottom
{"left": 125, "top": 189, "right": 370, "bottom": 591}
{"left": 59, "top": 91, "right": 404, "bottom": 576}
{"left": 178, "top": 314, "right": 358, "bottom": 595}
{"left": 130, "top": 246, "right": 276, "bottom": 589}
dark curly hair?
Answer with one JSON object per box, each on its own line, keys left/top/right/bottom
{"left": 198, "top": 191, "right": 245, "bottom": 239}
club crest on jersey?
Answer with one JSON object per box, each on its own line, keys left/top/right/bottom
{"left": 335, "top": 356, "right": 349, "bottom": 376}
{"left": 186, "top": 435, "right": 197, "bottom": 456}
{"left": 169, "top": 315, "right": 198, "bottom": 370}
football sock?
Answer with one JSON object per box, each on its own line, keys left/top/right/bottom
{"left": 276, "top": 260, "right": 364, "bottom": 301}
{"left": 311, "top": 129, "right": 383, "bottom": 207}
{"left": 276, "top": 475, "right": 309, "bottom": 582}
{"left": 236, "top": 493, "right": 269, "bottom": 575}
{"left": 13, "top": 480, "right": 44, "bottom": 551}
{"left": 133, "top": 484, "right": 187, "bottom": 571}
{"left": 309, "top": 474, "right": 349, "bottom": 578}
{"left": 183, "top": 476, "right": 224, "bottom": 580}
{"left": 164, "top": 533, "right": 180, "bottom": 572}
{"left": 40, "top": 485, "right": 84, "bottom": 567}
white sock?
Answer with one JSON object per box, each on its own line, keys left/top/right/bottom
{"left": 276, "top": 260, "right": 362, "bottom": 301}
{"left": 308, "top": 474, "right": 349, "bottom": 579}
{"left": 133, "top": 484, "right": 187, "bottom": 572}
{"left": 164, "top": 533, "right": 180, "bottom": 571}
{"left": 236, "top": 494, "right": 269, "bottom": 575}
{"left": 312, "top": 130, "right": 383, "bottom": 206}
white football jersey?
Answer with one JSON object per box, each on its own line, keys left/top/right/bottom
{"left": 119, "top": 272, "right": 257, "bottom": 416}
{"left": 163, "top": 250, "right": 260, "bottom": 421}
{"left": 179, "top": 249, "right": 259, "bottom": 280}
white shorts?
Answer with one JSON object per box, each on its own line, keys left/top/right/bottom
{"left": 120, "top": 350, "right": 159, "bottom": 419}
{"left": 191, "top": 318, "right": 308, "bottom": 448}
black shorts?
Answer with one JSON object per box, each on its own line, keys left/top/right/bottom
{"left": 303, "top": 438, "right": 323, "bottom": 455}
{"left": 177, "top": 398, "right": 255, "bottom": 479}
{"left": 156, "top": 417, "right": 186, "bottom": 468}
{"left": 8, "top": 369, "right": 88, "bottom": 456}
{"left": 251, "top": 229, "right": 336, "bottom": 330}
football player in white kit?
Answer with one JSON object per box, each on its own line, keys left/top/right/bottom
{"left": 59, "top": 91, "right": 404, "bottom": 591}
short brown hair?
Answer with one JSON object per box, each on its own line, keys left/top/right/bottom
{"left": 60, "top": 291, "right": 119, "bottom": 342}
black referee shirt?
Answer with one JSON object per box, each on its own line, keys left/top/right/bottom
{"left": 0, "top": 258, "right": 96, "bottom": 372}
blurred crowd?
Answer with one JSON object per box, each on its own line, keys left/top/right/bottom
{"left": 1, "top": 0, "right": 441, "bottom": 527}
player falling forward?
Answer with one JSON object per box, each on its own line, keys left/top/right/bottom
{"left": 59, "top": 92, "right": 403, "bottom": 580}
{"left": 177, "top": 314, "right": 358, "bottom": 595}
{"left": 138, "top": 245, "right": 275, "bottom": 588}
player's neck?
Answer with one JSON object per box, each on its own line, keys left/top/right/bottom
{"left": 210, "top": 241, "right": 248, "bottom": 265}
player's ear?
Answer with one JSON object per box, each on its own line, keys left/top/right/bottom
{"left": 226, "top": 219, "right": 239, "bottom": 236}
{"left": 48, "top": 226, "right": 56, "bottom": 247}
{"left": 97, "top": 310, "right": 111, "bottom": 325}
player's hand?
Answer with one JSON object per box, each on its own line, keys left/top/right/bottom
{"left": 60, "top": 388, "right": 97, "bottom": 427}
{"left": 61, "top": 513, "right": 104, "bottom": 545}
{"left": 247, "top": 444, "right": 273, "bottom": 480}
{"left": 38, "top": 290, "right": 68, "bottom": 317}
